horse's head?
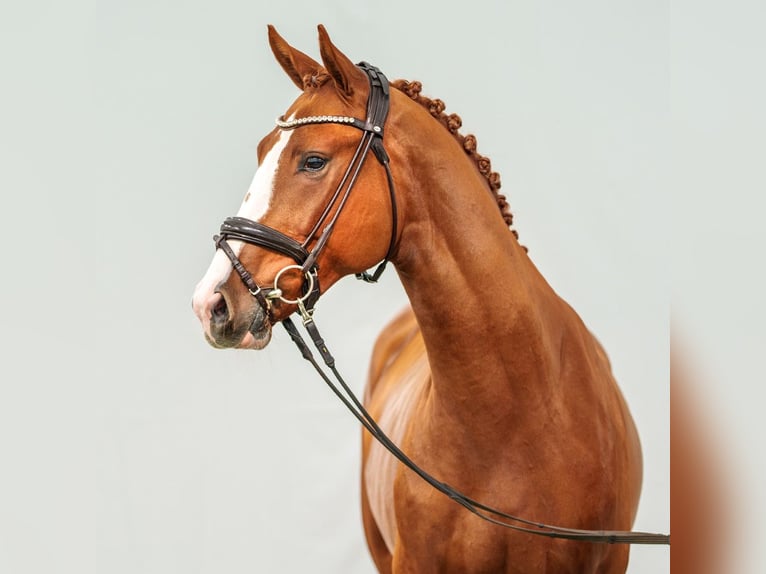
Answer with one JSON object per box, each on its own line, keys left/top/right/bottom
{"left": 192, "top": 26, "right": 398, "bottom": 349}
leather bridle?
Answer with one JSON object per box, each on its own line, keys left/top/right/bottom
{"left": 214, "top": 62, "right": 397, "bottom": 323}
{"left": 210, "top": 63, "right": 670, "bottom": 546}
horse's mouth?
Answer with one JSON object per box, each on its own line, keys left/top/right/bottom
{"left": 201, "top": 293, "right": 273, "bottom": 350}
{"left": 237, "top": 314, "right": 273, "bottom": 350}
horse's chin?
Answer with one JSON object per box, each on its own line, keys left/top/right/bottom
{"left": 238, "top": 319, "right": 273, "bottom": 350}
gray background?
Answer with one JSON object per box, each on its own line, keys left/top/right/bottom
{"left": 0, "top": 1, "right": 678, "bottom": 572}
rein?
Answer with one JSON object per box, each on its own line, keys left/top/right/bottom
{"left": 213, "top": 63, "right": 670, "bottom": 546}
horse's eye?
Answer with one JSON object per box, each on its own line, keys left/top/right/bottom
{"left": 302, "top": 156, "right": 327, "bottom": 172}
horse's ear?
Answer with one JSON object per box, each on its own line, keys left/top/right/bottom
{"left": 268, "top": 25, "right": 322, "bottom": 91}
{"left": 317, "top": 25, "right": 367, "bottom": 99}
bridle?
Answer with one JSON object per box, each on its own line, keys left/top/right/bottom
{"left": 211, "top": 63, "right": 670, "bottom": 546}
{"left": 214, "top": 62, "right": 397, "bottom": 323}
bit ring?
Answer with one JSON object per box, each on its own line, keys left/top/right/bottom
{"left": 272, "top": 264, "right": 315, "bottom": 305}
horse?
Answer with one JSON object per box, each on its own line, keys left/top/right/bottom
{"left": 192, "top": 25, "right": 645, "bottom": 573}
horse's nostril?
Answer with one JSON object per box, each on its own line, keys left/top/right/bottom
{"left": 211, "top": 293, "right": 229, "bottom": 325}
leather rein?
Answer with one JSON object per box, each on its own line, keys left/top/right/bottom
{"left": 212, "top": 63, "right": 670, "bottom": 546}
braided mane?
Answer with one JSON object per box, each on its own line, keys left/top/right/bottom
{"left": 391, "top": 79, "right": 522, "bottom": 245}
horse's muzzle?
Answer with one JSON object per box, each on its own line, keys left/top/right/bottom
{"left": 196, "top": 289, "right": 272, "bottom": 350}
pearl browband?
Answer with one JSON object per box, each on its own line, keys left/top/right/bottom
{"left": 275, "top": 114, "right": 385, "bottom": 135}
{"left": 276, "top": 115, "right": 358, "bottom": 129}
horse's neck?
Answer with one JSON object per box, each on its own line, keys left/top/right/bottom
{"left": 392, "top": 137, "right": 567, "bottom": 426}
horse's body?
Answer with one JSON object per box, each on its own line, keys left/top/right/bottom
{"left": 192, "top": 25, "right": 643, "bottom": 573}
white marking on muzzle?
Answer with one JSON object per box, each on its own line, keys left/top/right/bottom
{"left": 192, "top": 128, "right": 293, "bottom": 336}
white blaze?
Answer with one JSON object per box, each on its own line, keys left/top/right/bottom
{"left": 238, "top": 126, "right": 294, "bottom": 223}
{"left": 192, "top": 128, "right": 293, "bottom": 331}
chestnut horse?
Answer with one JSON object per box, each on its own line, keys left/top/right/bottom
{"left": 192, "top": 26, "right": 646, "bottom": 573}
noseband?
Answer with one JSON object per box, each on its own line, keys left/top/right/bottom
{"left": 209, "top": 63, "right": 670, "bottom": 547}
{"left": 213, "top": 62, "right": 397, "bottom": 321}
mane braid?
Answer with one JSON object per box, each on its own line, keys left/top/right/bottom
{"left": 391, "top": 79, "right": 525, "bottom": 249}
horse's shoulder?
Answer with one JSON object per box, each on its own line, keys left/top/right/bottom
{"left": 363, "top": 306, "right": 430, "bottom": 555}
{"left": 366, "top": 306, "right": 423, "bottom": 402}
